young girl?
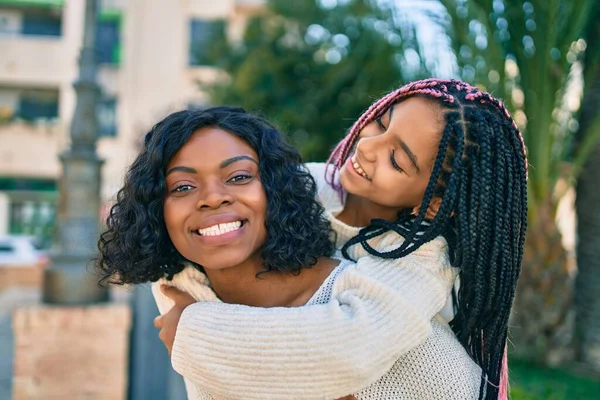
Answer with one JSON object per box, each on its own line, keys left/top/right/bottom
{"left": 151, "top": 79, "right": 528, "bottom": 400}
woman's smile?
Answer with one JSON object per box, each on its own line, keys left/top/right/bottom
{"left": 190, "top": 216, "right": 248, "bottom": 246}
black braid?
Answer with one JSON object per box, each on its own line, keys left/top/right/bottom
{"left": 341, "top": 82, "right": 528, "bottom": 400}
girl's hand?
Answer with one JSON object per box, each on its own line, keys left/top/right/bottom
{"left": 153, "top": 285, "right": 196, "bottom": 355}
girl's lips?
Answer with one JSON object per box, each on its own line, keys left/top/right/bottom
{"left": 346, "top": 157, "right": 370, "bottom": 181}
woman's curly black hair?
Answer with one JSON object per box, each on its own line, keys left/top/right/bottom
{"left": 96, "top": 106, "right": 334, "bottom": 285}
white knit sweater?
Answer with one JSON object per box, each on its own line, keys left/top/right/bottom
{"left": 152, "top": 162, "right": 482, "bottom": 399}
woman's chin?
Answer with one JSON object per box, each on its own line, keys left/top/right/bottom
{"left": 184, "top": 254, "right": 244, "bottom": 273}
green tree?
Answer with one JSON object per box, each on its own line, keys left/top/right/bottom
{"left": 441, "top": 0, "right": 599, "bottom": 365}
{"left": 203, "top": 0, "right": 431, "bottom": 160}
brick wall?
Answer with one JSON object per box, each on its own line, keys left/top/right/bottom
{"left": 0, "top": 267, "right": 43, "bottom": 292}
{"left": 12, "top": 303, "right": 131, "bottom": 399}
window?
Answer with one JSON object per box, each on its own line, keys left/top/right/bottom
{"left": 189, "top": 19, "right": 225, "bottom": 66}
{"left": 21, "top": 12, "right": 61, "bottom": 36}
{"left": 9, "top": 199, "right": 56, "bottom": 242}
{"left": 0, "top": 243, "right": 15, "bottom": 253}
{"left": 0, "top": 10, "right": 21, "bottom": 35}
{"left": 0, "top": 3, "right": 63, "bottom": 37}
{"left": 17, "top": 89, "right": 59, "bottom": 121}
{"left": 0, "top": 0, "right": 64, "bottom": 6}
{"left": 96, "top": 13, "right": 121, "bottom": 65}
{"left": 0, "top": 177, "right": 57, "bottom": 192}
{"left": 98, "top": 97, "right": 117, "bottom": 137}
{"left": 0, "top": 177, "right": 57, "bottom": 245}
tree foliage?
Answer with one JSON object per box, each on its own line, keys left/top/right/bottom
{"left": 440, "top": 0, "right": 599, "bottom": 364}
{"left": 203, "top": 0, "right": 432, "bottom": 160}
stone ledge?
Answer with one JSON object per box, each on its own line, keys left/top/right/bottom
{"left": 12, "top": 303, "right": 131, "bottom": 400}
{"left": 0, "top": 267, "right": 43, "bottom": 292}
{"left": 13, "top": 303, "right": 131, "bottom": 332}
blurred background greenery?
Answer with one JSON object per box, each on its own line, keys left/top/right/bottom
{"left": 0, "top": 0, "right": 598, "bottom": 398}
{"left": 200, "top": 0, "right": 600, "bottom": 397}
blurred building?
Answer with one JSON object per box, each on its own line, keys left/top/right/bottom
{"left": 0, "top": 0, "right": 262, "bottom": 242}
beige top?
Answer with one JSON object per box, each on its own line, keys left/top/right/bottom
{"left": 152, "top": 162, "right": 481, "bottom": 399}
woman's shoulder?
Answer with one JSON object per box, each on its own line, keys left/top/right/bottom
{"left": 306, "top": 258, "right": 354, "bottom": 305}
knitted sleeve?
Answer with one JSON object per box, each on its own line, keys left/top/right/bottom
{"left": 167, "top": 236, "right": 456, "bottom": 400}
{"left": 152, "top": 264, "right": 220, "bottom": 314}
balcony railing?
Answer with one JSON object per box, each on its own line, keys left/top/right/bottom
{"left": 0, "top": 1, "right": 64, "bottom": 7}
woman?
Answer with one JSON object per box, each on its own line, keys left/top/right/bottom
{"left": 97, "top": 105, "right": 471, "bottom": 399}
{"left": 152, "top": 79, "right": 527, "bottom": 400}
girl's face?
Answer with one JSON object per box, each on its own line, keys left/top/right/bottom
{"left": 163, "top": 127, "right": 268, "bottom": 271}
{"left": 339, "top": 97, "right": 444, "bottom": 211}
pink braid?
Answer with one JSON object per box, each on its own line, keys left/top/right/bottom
{"left": 325, "top": 78, "right": 528, "bottom": 187}
{"left": 481, "top": 335, "right": 509, "bottom": 399}
{"left": 498, "top": 344, "right": 509, "bottom": 400}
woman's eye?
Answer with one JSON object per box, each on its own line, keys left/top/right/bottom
{"left": 228, "top": 174, "right": 252, "bottom": 183}
{"left": 170, "top": 184, "right": 194, "bottom": 193}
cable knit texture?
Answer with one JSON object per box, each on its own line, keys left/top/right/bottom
{"left": 152, "top": 162, "right": 481, "bottom": 399}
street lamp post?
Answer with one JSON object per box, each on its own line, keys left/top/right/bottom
{"left": 42, "top": 0, "right": 108, "bottom": 304}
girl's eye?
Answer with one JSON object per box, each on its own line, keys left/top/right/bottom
{"left": 390, "top": 150, "right": 405, "bottom": 174}
{"left": 376, "top": 118, "right": 386, "bottom": 131}
{"left": 170, "top": 184, "right": 194, "bottom": 194}
{"left": 228, "top": 174, "right": 252, "bottom": 183}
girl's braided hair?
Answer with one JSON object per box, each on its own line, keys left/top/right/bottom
{"left": 327, "top": 79, "right": 528, "bottom": 399}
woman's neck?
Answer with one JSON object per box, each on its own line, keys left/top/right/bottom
{"left": 204, "top": 255, "right": 337, "bottom": 308}
{"left": 336, "top": 193, "right": 401, "bottom": 227}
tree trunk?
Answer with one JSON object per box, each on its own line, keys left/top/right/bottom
{"left": 574, "top": 12, "right": 600, "bottom": 373}
{"left": 512, "top": 202, "right": 573, "bottom": 365}
{"left": 575, "top": 137, "right": 600, "bottom": 374}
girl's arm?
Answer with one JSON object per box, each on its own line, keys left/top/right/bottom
{"left": 152, "top": 263, "right": 220, "bottom": 314}
{"left": 153, "top": 235, "right": 456, "bottom": 400}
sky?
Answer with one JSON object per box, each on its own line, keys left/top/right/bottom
{"left": 394, "top": 0, "right": 457, "bottom": 78}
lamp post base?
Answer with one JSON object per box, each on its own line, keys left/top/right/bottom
{"left": 42, "top": 253, "right": 108, "bottom": 305}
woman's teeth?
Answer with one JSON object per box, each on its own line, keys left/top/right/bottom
{"left": 197, "top": 221, "right": 242, "bottom": 236}
{"left": 351, "top": 156, "right": 370, "bottom": 180}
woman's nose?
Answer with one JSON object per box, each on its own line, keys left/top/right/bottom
{"left": 195, "top": 183, "right": 234, "bottom": 210}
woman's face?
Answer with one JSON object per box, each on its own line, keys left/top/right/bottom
{"left": 339, "top": 97, "right": 444, "bottom": 210}
{"left": 163, "top": 127, "right": 267, "bottom": 271}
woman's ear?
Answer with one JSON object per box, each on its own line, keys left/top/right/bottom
{"left": 411, "top": 197, "right": 443, "bottom": 220}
